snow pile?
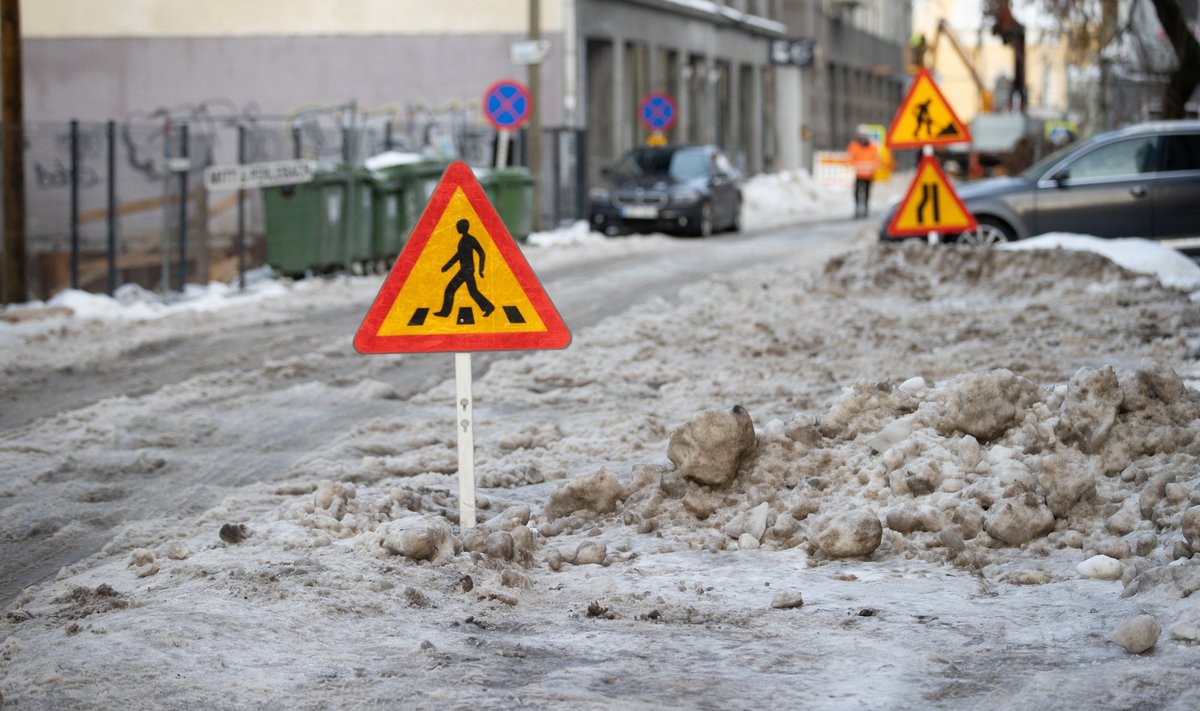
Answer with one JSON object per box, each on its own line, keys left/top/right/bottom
{"left": 1001, "top": 233, "right": 1200, "bottom": 292}
{"left": 582, "top": 360, "right": 1199, "bottom": 581}
{"left": 739, "top": 169, "right": 849, "bottom": 230}
{"left": 740, "top": 168, "right": 909, "bottom": 231}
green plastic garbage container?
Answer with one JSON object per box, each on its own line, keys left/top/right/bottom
{"left": 370, "top": 159, "right": 451, "bottom": 262}
{"left": 368, "top": 169, "right": 406, "bottom": 263}
{"left": 476, "top": 166, "right": 535, "bottom": 242}
{"left": 263, "top": 164, "right": 373, "bottom": 275}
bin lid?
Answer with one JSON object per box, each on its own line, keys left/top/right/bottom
{"left": 364, "top": 151, "right": 424, "bottom": 171}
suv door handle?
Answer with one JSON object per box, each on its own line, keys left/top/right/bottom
{"left": 1129, "top": 185, "right": 1148, "bottom": 198}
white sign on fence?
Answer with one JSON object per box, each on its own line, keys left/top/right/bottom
{"left": 203, "top": 160, "right": 316, "bottom": 191}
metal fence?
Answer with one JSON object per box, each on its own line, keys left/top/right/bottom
{"left": 3, "top": 103, "right": 587, "bottom": 301}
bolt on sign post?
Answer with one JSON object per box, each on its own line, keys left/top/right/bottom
{"left": 354, "top": 161, "right": 570, "bottom": 529}
{"left": 483, "top": 79, "right": 532, "bottom": 169}
{"left": 639, "top": 92, "right": 677, "bottom": 147}
{"left": 885, "top": 67, "right": 975, "bottom": 245}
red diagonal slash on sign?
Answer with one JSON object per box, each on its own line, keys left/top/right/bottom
{"left": 483, "top": 80, "right": 531, "bottom": 130}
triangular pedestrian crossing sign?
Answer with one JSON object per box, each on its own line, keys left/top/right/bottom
{"left": 886, "top": 155, "right": 978, "bottom": 237}
{"left": 354, "top": 161, "right": 571, "bottom": 353}
{"left": 886, "top": 68, "right": 972, "bottom": 149}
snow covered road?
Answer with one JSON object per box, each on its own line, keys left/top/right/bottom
{"left": 0, "top": 219, "right": 871, "bottom": 606}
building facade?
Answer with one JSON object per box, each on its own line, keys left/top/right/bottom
{"left": 9, "top": 0, "right": 908, "bottom": 297}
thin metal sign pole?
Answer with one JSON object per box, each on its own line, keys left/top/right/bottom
{"left": 496, "top": 130, "right": 510, "bottom": 170}
{"left": 455, "top": 352, "right": 477, "bottom": 529}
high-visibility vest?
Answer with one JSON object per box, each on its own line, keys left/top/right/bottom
{"left": 846, "top": 140, "right": 880, "bottom": 179}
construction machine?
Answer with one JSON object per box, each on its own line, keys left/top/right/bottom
{"left": 913, "top": 2, "right": 1047, "bottom": 178}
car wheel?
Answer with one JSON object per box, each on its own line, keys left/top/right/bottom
{"left": 956, "top": 216, "right": 1016, "bottom": 247}
{"left": 694, "top": 201, "right": 714, "bottom": 238}
{"left": 729, "top": 197, "right": 742, "bottom": 233}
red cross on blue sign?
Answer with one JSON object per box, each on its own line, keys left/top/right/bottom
{"left": 483, "top": 80, "right": 532, "bottom": 131}
{"left": 639, "top": 92, "right": 678, "bottom": 132}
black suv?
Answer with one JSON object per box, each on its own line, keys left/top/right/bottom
{"left": 589, "top": 144, "right": 743, "bottom": 237}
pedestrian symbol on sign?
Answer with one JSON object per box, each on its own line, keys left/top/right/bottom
{"left": 435, "top": 219, "right": 495, "bottom": 322}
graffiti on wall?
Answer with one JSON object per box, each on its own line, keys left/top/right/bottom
{"left": 121, "top": 98, "right": 266, "bottom": 181}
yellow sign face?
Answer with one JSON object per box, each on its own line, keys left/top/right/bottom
{"left": 886, "top": 155, "right": 977, "bottom": 236}
{"left": 354, "top": 161, "right": 570, "bottom": 353}
{"left": 376, "top": 187, "right": 545, "bottom": 336}
{"left": 886, "top": 68, "right": 971, "bottom": 149}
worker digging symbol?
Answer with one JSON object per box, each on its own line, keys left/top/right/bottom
{"left": 434, "top": 218, "right": 495, "bottom": 322}
{"left": 913, "top": 99, "right": 934, "bottom": 138}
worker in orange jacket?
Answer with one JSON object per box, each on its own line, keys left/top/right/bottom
{"left": 847, "top": 125, "right": 881, "bottom": 218}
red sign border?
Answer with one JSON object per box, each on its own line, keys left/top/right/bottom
{"left": 354, "top": 161, "right": 571, "bottom": 353}
{"left": 885, "top": 155, "right": 979, "bottom": 237}
{"left": 885, "top": 67, "right": 972, "bottom": 150}
{"left": 481, "top": 79, "right": 533, "bottom": 131}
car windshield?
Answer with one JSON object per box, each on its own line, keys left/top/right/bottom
{"left": 1020, "top": 139, "right": 1089, "bottom": 180}
{"left": 614, "top": 147, "right": 710, "bottom": 181}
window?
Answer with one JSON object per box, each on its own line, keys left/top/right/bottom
{"left": 1159, "top": 134, "right": 1200, "bottom": 172}
{"left": 1065, "top": 137, "right": 1156, "bottom": 180}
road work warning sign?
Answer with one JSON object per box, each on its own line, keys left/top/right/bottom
{"left": 354, "top": 161, "right": 570, "bottom": 354}
{"left": 885, "top": 155, "right": 977, "bottom": 237}
{"left": 886, "top": 68, "right": 971, "bottom": 149}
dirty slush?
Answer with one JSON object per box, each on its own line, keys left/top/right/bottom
{"left": 3, "top": 242, "right": 1200, "bottom": 709}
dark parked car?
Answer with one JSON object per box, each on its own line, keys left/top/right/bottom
{"left": 881, "top": 120, "right": 1200, "bottom": 249}
{"left": 589, "top": 144, "right": 743, "bottom": 237}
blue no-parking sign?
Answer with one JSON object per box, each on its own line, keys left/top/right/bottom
{"left": 482, "top": 80, "right": 532, "bottom": 131}
{"left": 639, "top": 92, "right": 678, "bottom": 132}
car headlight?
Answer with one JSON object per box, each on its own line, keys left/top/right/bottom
{"left": 589, "top": 187, "right": 611, "bottom": 204}
{"left": 669, "top": 188, "right": 702, "bottom": 205}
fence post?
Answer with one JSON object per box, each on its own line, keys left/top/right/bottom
{"left": 69, "top": 119, "right": 79, "bottom": 290}
{"left": 106, "top": 119, "right": 117, "bottom": 295}
{"left": 160, "top": 119, "right": 171, "bottom": 299}
{"left": 237, "top": 123, "right": 246, "bottom": 291}
{"left": 176, "top": 123, "right": 188, "bottom": 292}
{"left": 343, "top": 101, "right": 356, "bottom": 275}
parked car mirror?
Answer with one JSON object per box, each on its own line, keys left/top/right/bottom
{"left": 1051, "top": 169, "right": 1069, "bottom": 185}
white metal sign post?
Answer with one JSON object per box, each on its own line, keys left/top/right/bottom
{"left": 455, "top": 352, "right": 477, "bottom": 528}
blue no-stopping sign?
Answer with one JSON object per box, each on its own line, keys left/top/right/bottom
{"left": 639, "top": 92, "right": 678, "bottom": 132}
{"left": 482, "top": 80, "right": 532, "bottom": 131}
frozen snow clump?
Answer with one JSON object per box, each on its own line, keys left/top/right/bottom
{"left": 934, "top": 369, "right": 1039, "bottom": 441}
{"left": 667, "top": 405, "right": 756, "bottom": 486}
{"left": 1112, "top": 615, "right": 1161, "bottom": 654}
{"left": 1077, "top": 554, "right": 1123, "bottom": 581}
{"left": 379, "top": 516, "right": 457, "bottom": 563}
{"left": 1055, "top": 366, "right": 1122, "bottom": 453}
{"left": 544, "top": 469, "right": 624, "bottom": 521}
{"left": 812, "top": 509, "right": 883, "bottom": 558}
{"left": 984, "top": 493, "right": 1055, "bottom": 545}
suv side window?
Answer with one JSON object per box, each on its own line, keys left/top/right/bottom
{"left": 1159, "top": 133, "right": 1200, "bottom": 172}
{"left": 1065, "top": 137, "right": 1157, "bottom": 180}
